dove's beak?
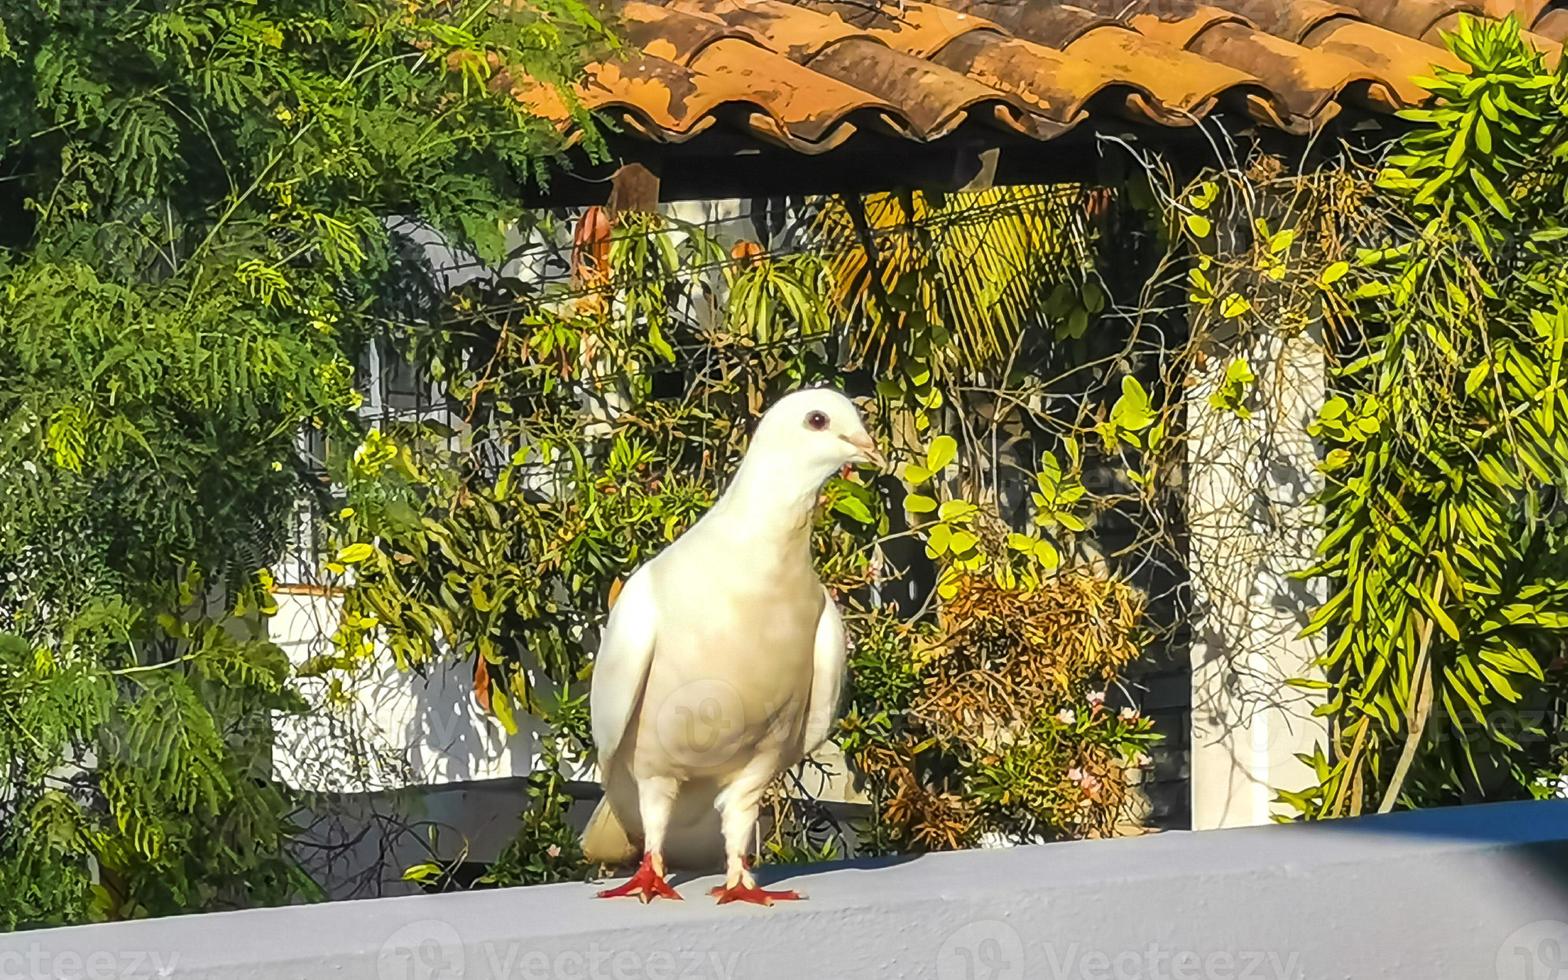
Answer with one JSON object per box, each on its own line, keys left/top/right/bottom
{"left": 844, "top": 432, "right": 887, "bottom": 470}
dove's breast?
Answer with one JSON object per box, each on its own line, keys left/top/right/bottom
{"left": 630, "top": 541, "right": 825, "bottom": 782}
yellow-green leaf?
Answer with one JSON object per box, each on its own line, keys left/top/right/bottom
{"left": 1219, "top": 293, "right": 1252, "bottom": 319}
{"left": 337, "top": 543, "right": 375, "bottom": 565}
{"left": 926, "top": 435, "right": 958, "bottom": 472}
{"left": 948, "top": 530, "right": 979, "bottom": 555}
{"left": 1420, "top": 588, "right": 1461, "bottom": 642}
{"left": 491, "top": 688, "right": 518, "bottom": 735}
{"left": 938, "top": 499, "right": 978, "bottom": 524}
{"left": 926, "top": 523, "right": 953, "bottom": 557}
{"left": 905, "top": 494, "right": 938, "bottom": 514}
{"left": 1320, "top": 261, "right": 1350, "bottom": 286}
{"left": 1033, "top": 539, "right": 1060, "bottom": 572}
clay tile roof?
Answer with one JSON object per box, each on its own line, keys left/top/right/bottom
{"left": 533, "top": 0, "right": 1568, "bottom": 154}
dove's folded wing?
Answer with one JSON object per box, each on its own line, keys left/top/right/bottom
{"left": 802, "top": 590, "right": 848, "bottom": 756}
{"left": 590, "top": 567, "right": 659, "bottom": 767}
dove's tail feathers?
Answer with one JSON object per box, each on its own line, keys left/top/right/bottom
{"left": 582, "top": 797, "right": 639, "bottom": 867}
{"left": 584, "top": 772, "right": 725, "bottom": 872}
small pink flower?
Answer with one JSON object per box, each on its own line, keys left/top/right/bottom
{"left": 1080, "top": 774, "right": 1101, "bottom": 793}
{"left": 1056, "top": 708, "right": 1077, "bottom": 725}
{"left": 1066, "top": 767, "right": 1084, "bottom": 783}
{"left": 1087, "top": 690, "right": 1106, "bottom": 709}
{"left": 546, "top": 844, "right": 562, "bottom": 859}
{"left": 1119, "top": 706, "right": 1138, "bottom": 721}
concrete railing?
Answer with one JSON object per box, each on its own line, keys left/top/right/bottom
{"left": 5, "top": 799, "right": 1568, "bottom": 980}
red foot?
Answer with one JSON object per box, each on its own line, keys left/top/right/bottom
{"left": 596, "top": 854, "right": 681, "bottom": 903}
{"left": 708, "top": 883, "right": 804, "bottom": 906}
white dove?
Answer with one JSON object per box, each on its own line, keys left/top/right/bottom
{"left": 583, "top": 388, "right": 883, "bottom": 905}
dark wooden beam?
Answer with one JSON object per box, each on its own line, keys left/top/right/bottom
{"left": 521, "top": 112, "right": 1400, "bottom": 208}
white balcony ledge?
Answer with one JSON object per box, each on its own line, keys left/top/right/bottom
{"left": 5, "top": 799, "right": 1567, "bottom": 980}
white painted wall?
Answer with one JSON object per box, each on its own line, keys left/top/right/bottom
{"left": 1186, "top": 321, "right": 1329, "bottom": 829}
{"left": 270, "top": 591, "right": 581, "bottom": 794}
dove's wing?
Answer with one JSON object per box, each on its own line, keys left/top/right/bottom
{"left": 802, "top": 590, "right": 848, "bottom": 755}
{"left": 590, "top": 565, "right": 660, "bottom": 767}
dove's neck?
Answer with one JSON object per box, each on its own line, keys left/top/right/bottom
{"left": 708, "top": 452, "right": 833, "bottom": 547}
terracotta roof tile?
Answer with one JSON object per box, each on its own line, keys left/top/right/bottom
{"left": 1482, "top": 0, "right": 1561, "bottom": 24}
{"left": 515, "top": 54, "right": 722, "bottom": 140}
{"left": 1334, "top": 0, "right": 1485, "bottom": 42}
{"left": 1184, "top": 20, "right": 1399, "bottom": 119}
{"left": 1303, "top": 19, "right": 1466, "bottom": 103}
{"left": 1198, "top": 0, "right": 1362, "bottom": 43}
{"left": 619, "top": 3, "right": 741, "bottom": 64}
{"left": 526, "top": 0, "right": 1568, "bottom": 155}
{"left": 810, "top": 37, "right": 1058, "bottom": 139}
{"left": 666, "top": 0, "right": 862, "bottom": 61}
{"left": 1538, "top": 8, "right": 1568, "bottom": 39}
{"left": 932, "top": 32, "right": 1128, "bottom": 123}
{"left": 802, "top": 0, "right": 1003, "bottom": 58}
{"left": 943, "top": 2, "right": 1123, "bottom": 48}
{"left": 1054, "top": 25, "right": 1271, "bottom": 125}
{"left": 686, "top": 38, "right": 899, "bottom": 148}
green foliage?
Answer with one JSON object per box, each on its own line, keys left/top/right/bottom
{"left": 1095, "top": 376, "right": 1160, "bottom": 452}
{"left": 726, "top": 250, "right": 832, "bottom": 344}
{"left": 1285, "top": 15, "right": 1568, "bottom": 817}
{"left": 1207, "top": 358, "right": 1256, "bottom": 419}
{"left": 478, "top": 737, "right": 592, "bottom": 887}
{"left": 853, "top": 426, "right": 1157, "bottom": 849}
{"left": 817, "top": 186, "right": 1096, "bottom": 433}
{"left": 333, "top": 422, "right": 715, "bottom": 723}
{"left": 837, "top": 575, "right": 1158, "bottom": 851}
{"left": 0, "top": 0, "right": 605, "bottom": 926}
{"left": 1386, "top": 15, "right": 1565, "bottom": 231}
{"left": 904, "top": 435, "right": 1089, "bottom": 598}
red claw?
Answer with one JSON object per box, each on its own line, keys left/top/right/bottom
{"left": 597, "top": 854, "right": 681, "bottom": 903}
{"left": 708, "top": 883, "right": 804, "bottom": 906}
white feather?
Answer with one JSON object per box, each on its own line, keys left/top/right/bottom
{"left": 588, "top": 566, "right": 658, "bottom": 769}
{"left": 803, "top": 591, "right": 848, "bottom": 756}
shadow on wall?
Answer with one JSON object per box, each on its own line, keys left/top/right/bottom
{"left": 271, "top": 591, "right": 580, "bottom": 898}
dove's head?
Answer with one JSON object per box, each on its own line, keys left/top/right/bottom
{"left": 751, "top": 388, "right": 885, "bottom": 483}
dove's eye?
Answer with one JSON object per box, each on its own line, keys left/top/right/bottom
{"left": 805, "top": 410, "right": 830, "bottom": 431}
